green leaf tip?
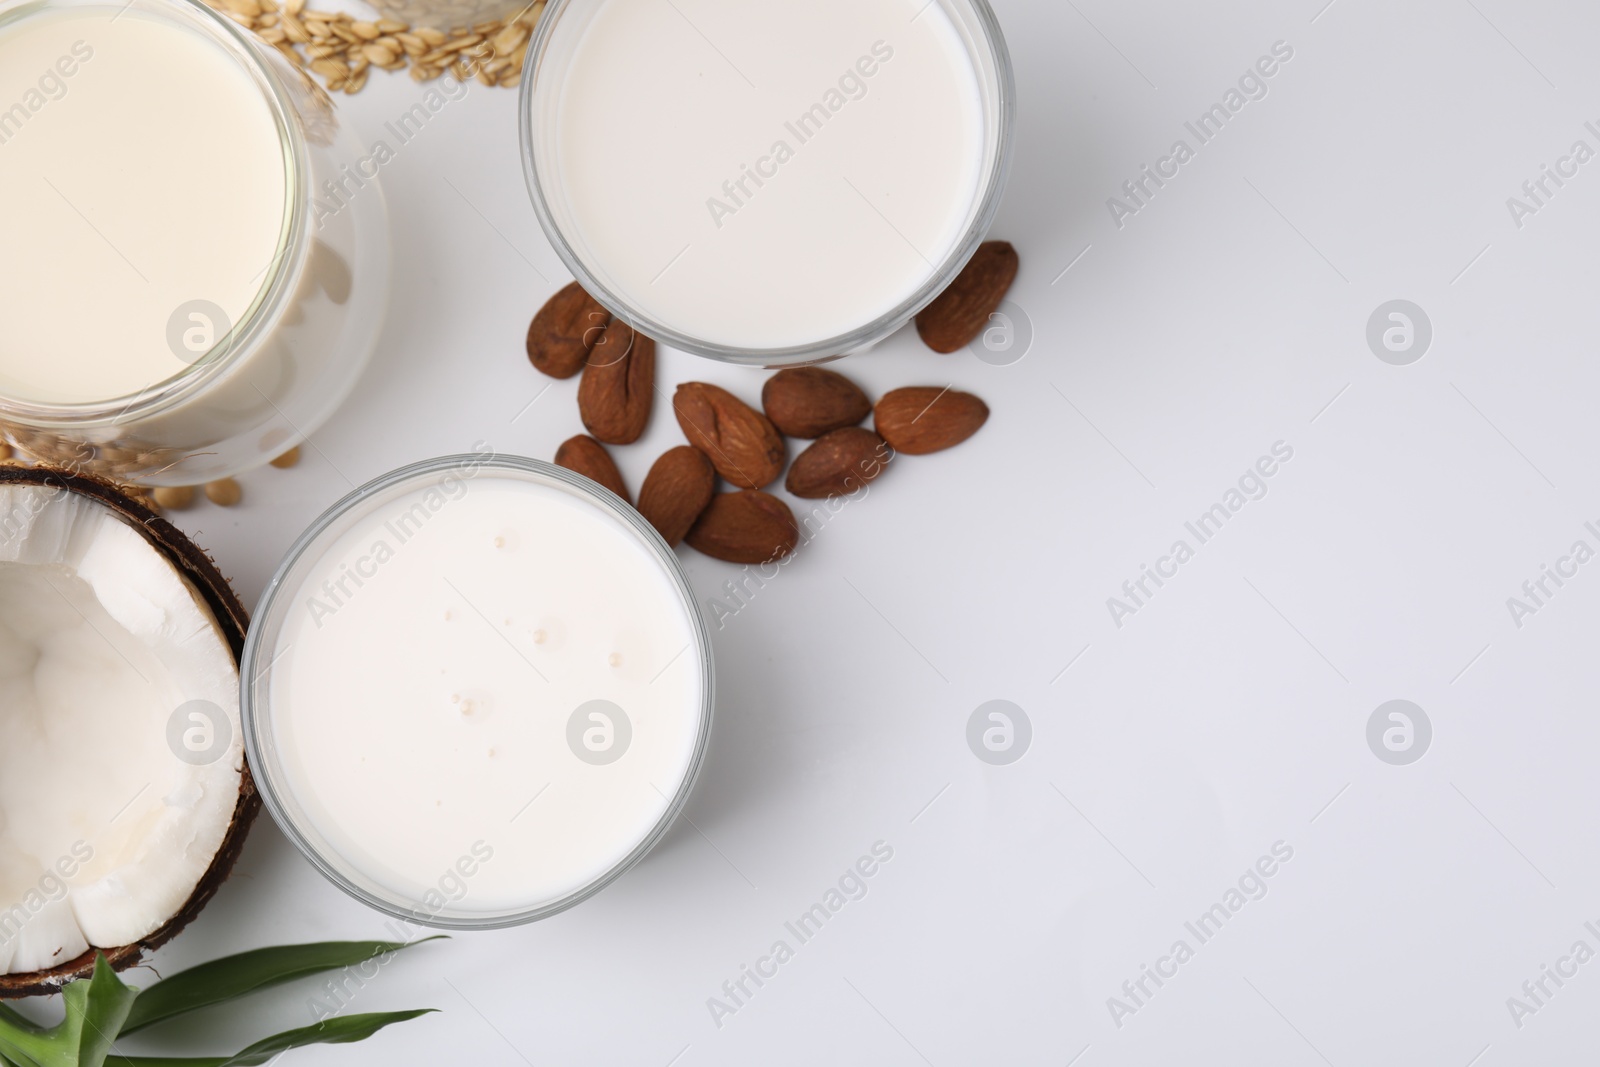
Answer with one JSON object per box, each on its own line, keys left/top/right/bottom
{"left": 121, "top": 937, "right": 445, "bottom": 1036}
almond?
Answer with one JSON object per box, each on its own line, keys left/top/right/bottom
{"left": 637, "top": 445, "right": 715, "bottom": 547}
{"left": 685, "top": 490, "right": 800, "bottom": 564}
{"left": 673, "top": 382, "right": 786, "bottom": 490}
{"left": 578, "top": 319, "right": 655, "bottom": 444}
{"left": 761, "top": 367, "right": 872, "bottom": 439}
{"left": 915, "top": 241, "right": 1019, "bottom": 353}
{"left": 874, "top": 387, "right": 989, "bottom": 455}
{"left": 554, "top": 434, "right": 629, "bottom": 504}
{"left": 527, "top": 281, "right": 611, "bottom": 379}
{"left": 786, "top": 428, "right": 891, "bottom": 499}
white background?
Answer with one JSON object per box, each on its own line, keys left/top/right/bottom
{"left": 96, "top": 0, "right": 1600, "bottom": 1063}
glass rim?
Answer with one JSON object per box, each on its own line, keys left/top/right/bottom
{"left": 0, "top": 0, "right": 307, "bottom": 427}
{"left": 239, "top": 453, "right": 718, "bottom": 929}
{"left": 517, "top": 0, "right": 1016, "bottom": 367}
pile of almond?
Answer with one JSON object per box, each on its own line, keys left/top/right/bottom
{"left": 527, "top": 241, "right": 1016, "bottom": 565}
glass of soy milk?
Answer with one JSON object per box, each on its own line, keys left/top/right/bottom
{"left": 0, "top": 0, "right": 389, "bottom": 484}
{"left": 242, "top": 454, "right": 714, "bottom": 926}
{"left": 519, "top": 0, "right": 1014, "bottom": 366}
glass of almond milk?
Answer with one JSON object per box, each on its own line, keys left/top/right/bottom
{"left": 242, "top": 454, "right": 714, "bottom": 926}
{"left": 520, "top": 0, "right": 1014, "bottom": 366}
{"left": 0, "top": 0, "right": 389, "bottom": 484}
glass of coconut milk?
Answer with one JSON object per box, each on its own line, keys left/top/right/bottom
{"left": 0, "top": 0, "right": 389, "bottom": 485}
{"left": 519, "top": 0, "right": 1014, "bottom": 366}
{"left": 241, "top": 454, "right": 714, "bottom": 926}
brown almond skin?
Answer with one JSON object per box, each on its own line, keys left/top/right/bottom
{"left": 761, "top": 367, "right": 872, "bottom": 439}
{"left": 578, "top": 319, "right": 655, "bottom": 444}
{"left": 555, "top": 434, "right": 630, "bottom": 504}
{"left": 528, "top": 281, "right": 611, "bottom": 379}
{"left": 637, "top": 445, "right": 716, "bottom": 546}
{"left": 915, "top": 241, "right": 1019, "bottom": 353}
{"left": 786, "top": 428, "right": 891, "bottom": 499}
{"left": 685, "top": 490, "right": 800, "bottom": 564}
{"left": 874, "top": 387, "right": 989, "bottom": 455}
{"left": 673, "top": 382, "right": 786, "bottom": 490}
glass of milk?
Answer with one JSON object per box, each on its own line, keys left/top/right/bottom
{"left": 0, "top": 0, "right": 389, "bottom": 485}
{"left": 519, "top": 0, "right": 1014, "bottom": 366}
{"left": 241, "top": 453, "right": 715, "bottom": 926}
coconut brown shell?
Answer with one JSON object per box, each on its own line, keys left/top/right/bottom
{"left": 0, "top": 465, "right": 259, "bottom": 999}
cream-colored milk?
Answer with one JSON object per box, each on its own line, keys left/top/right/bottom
{"left": 268, "top": 475, "right": 704, "bottom": 915}
{"left": 0, "top": 8, "right": 287, "bottom": 405}
{"left": 546, "top": 0, "right": 984, "bottom": 349}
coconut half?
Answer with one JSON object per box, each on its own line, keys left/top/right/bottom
{"left": 0, "top": 466, "right": 257, "bottom": 998}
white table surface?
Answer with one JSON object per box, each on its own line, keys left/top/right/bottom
{"left": 101, "top": 0, "right": 1600, "bottom": 1062}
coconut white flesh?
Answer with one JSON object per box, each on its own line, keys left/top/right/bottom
{"left": 0, "top": 484, "right": 241, "bottom": 975}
